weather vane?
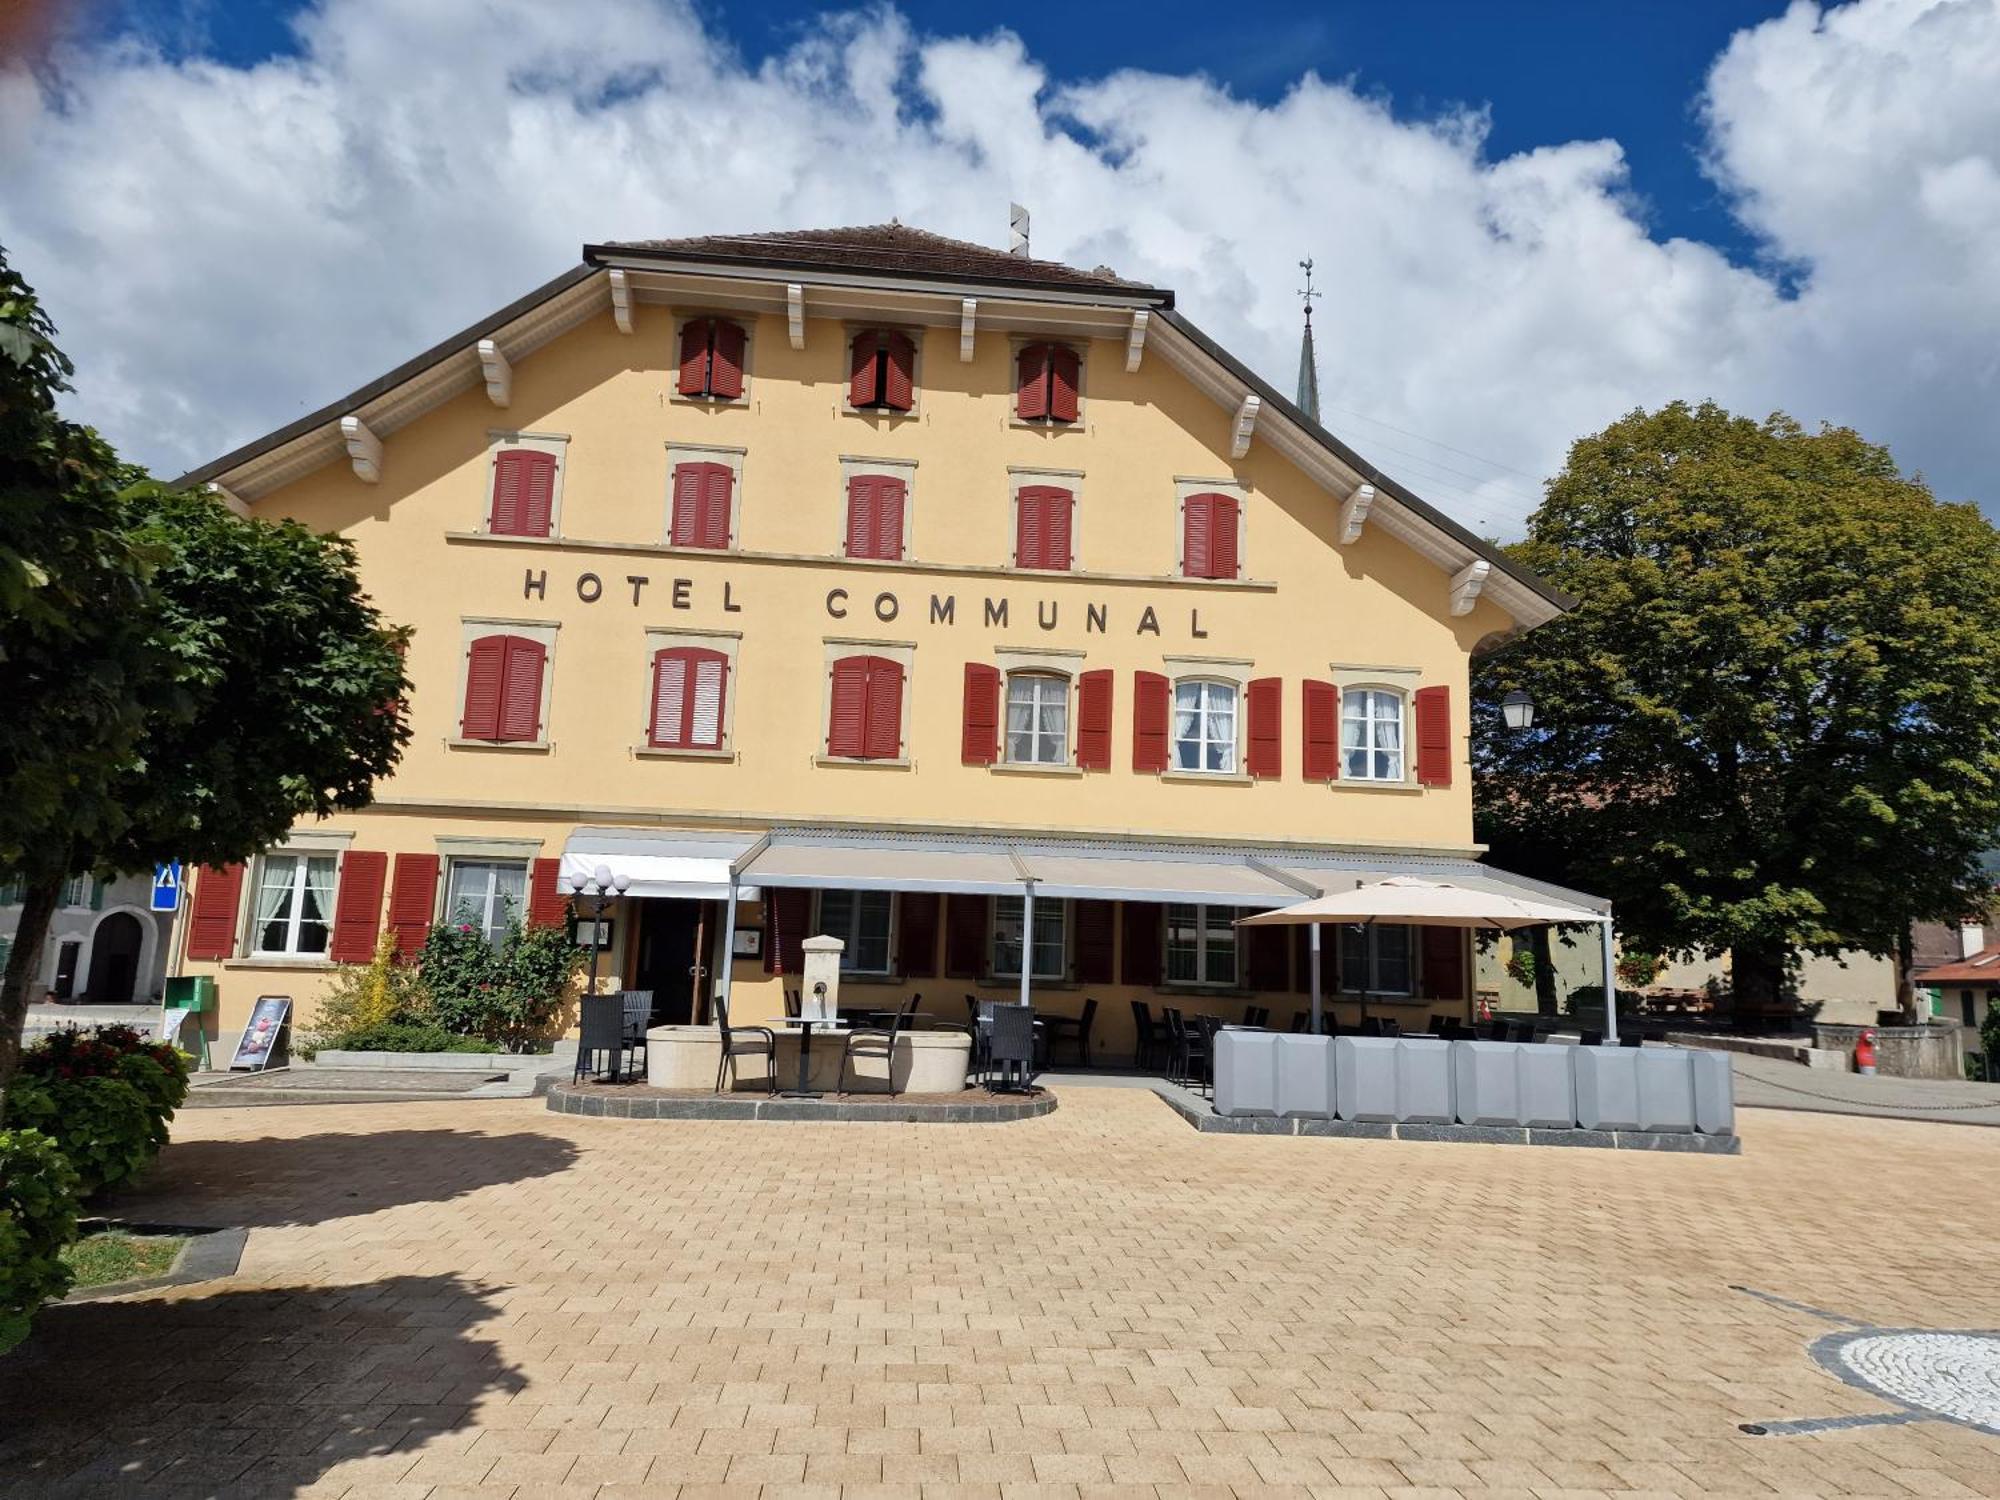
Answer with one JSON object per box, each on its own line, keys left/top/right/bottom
{"left": 1298, "top": 257, "right": 1321, "bottom": 326}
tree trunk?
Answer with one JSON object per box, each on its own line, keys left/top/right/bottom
{"left": 1895, "top": 924, "right": 1921, "bottom": 1025}
{"left": 0, "top": 874, "right": 62, "bottom": 1101}
{"left": 1529, "top": 925, "right": 1559, "bottom": 1016}
{"left": 1730, "top": 941, "right": 1790, "bottom": 1031}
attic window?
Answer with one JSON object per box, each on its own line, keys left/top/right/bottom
{"left": 848, "top": 329, "right": 916, "bottom": 412}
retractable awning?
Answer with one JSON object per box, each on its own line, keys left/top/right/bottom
{"left": 559, "top": 828, "right": 761, "bottom": 900}
{"left": 736, "top": 834, "right": 1023, "bottom": 895}
{"left": 1022, "top": 851, "right": 1298, "bottom": 907}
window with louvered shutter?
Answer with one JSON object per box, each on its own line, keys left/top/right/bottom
{"left": 670, "top": 461, "right": 731, "bottom": 549}
{"left": 1302, "top": 680, "right": 1340, "bottom": 781}
{"left": 862, "top": 657, "right": 903, "bottom": 760}
{"left": 677, "top": 318, "right": 711, "bottom": 396}
{"left": 650, "top": 647, "right": 727, "bottom": 750}
{"left": 461, "top": 636, "right": 506, "bottom": 740}
{"left": 700, "top": 464, "right": 732, "bottom": 549}
{"left": 708, "top": 319, "right": 745, "bottom": 399}
{"left": 848, "top": 333, "right": 879, "bottom": 406}
{"left": 496, "top": 636, "right": 545, "bottom": 742}
{"left": 1016, "top": 343, "right": 1050, "bottom": 420}
{"left": 387, "top": 853, "right": 439, "bottom": 960}
{"left": 1015, "top": 485, "right": 1073, "bottom": 571}
{"left": 328, "top": 850, "right": 388, "bottom": 964}
{"left": 827, "top": 657, "right": 870, "bottom": 757}
{"left": 1048, "top": 345, "right": 1080, "bottom": 422}
{"left": 187, "top": 863, "right": 246, "bottom": 961}
{"left": 883, "top": 332, "right": 915, "bottom": 411}
{"left": 1132, "top": 670, "right": 1170, "bottom": 772}
{"left": 961, "top": 662, "right": 1000, "bottom": 765}
{"left": 1414, "top": 685, "right": 1452, "bottom": 787}
{"left": 1183, "top": 491, "right": 1239, "bottom": 579}
{"left": 1076, "top": 669, "right": 1113, "bottom": 770}
{"left": 489, "top": 448, "right": 556, "bottom": 537}
{"left": 1211, "top": 494, "right": 1241, "bottom": 578}
{"left": 1246, "top": 677, "right": 1282, "bottom": 778}
{"left": 845, "top": 474, "right": 905, "bottom": 561}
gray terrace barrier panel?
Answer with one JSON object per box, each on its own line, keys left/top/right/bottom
{"left": 1213, "top": 1029, "right": 1736, "bottom": 1138}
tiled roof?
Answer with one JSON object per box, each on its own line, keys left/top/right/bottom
{"left": 1915, "top": 944, "right": 2000, "bottom": 986}
{"left": 592, "top": 223, "right": 1164, "bottom": 296}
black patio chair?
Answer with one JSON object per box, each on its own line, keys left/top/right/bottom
{"left": 1429, "top": 1013, "right": 1451, "bottom": 1034}
{"left": 620, "top": 989, "right": 654, "bottom": 1074}
{"left": 986, "top": 1002, "right": 1038, "bottom": 1092}
{"left": 1243, "top": 1006, "right": 1270, "bottom": 1028}
{"left": 838, "top": 992, "right": 921, "bottom": 1096}
{"left": 1289, "top": 1011, "right": 1309, "bottom": 1033}
{"left": 1509, "top": 1020, "right": 1539, "bottom": 1043}
{"left": 714, "top": 986, "right": 777, "bottom": 1095}
{"left": 1580, "top": 1028, "right": 1604, "bottom": 1047}
{"left": 574, "top": 994, "right": 628, "bottom": 1083}
{"left": 1044, "top": 998, "right": 1098, "bottom": 1067}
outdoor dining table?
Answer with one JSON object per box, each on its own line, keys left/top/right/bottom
{"left": 772, "top": 1017, "right": 846, "bottom": 1099}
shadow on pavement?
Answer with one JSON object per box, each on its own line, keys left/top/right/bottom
{"left": 0, "top": 1274, "right": 523, "bottom": 1497}
{"left": 99, "top": 1127, "right": 578, "bottom": 1228}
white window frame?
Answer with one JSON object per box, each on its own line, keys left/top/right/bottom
{"left": 1004, "top": 670, "right": 1072, "bottom": 767}
{"left": 991, "top": 895, "right": 1069, "bottom": 982}
{"left": 638, "top": 627, "right": 742, "bottom": 759}
{"left": 481, "top": 431, "right": 569, "bottom": 538}
{"left": 668, "top": 312, "right": 754, "bottom": 407}
{"left": 1341, "top": 685, "right": 1409, "bottom": 784}
{"left": 1171, "top": 677, "right": 1240, "bottom": 775}
{"left": 815, "top": 888, "right": 896, "bottom": 976}
{"left": 663, "top": 441, "right": 746, "bottom": 551}
{"left": 454, "top": 617, "right": 560, "bottom": 752}
{"left": 59, "top": 876, "right": 92, "bottom": 909}
{"left": 1007, "top": 466, "right": 1083, "bottom": 571}
{"left": 1174, "top": 476, "right": 1249, "bottom": 580}
{"left": 1337, "top": 923, "right": 1414, "bottom": 996}
{"left": 1008, "top": 336, "right": 1088, "bottom": 428}
{"left": 250, "top": 852, "right": 339, "bottom": 959}
{"left": 443, "top": 859, "right": 529, "bottom": 947}
{"left": 840, "top": 324, "right": 926, "bottom": 419}
{"left": 1164, "top": 903, "right": 1242, "bottom": 989}
{"left": 836, "top": 455, "right": 918, "bottom": 561}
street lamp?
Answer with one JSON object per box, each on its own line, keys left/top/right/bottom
{"left": 566, "top": 864, "right": 630, "bottom": 998}
{"left": 1500, "top": 690, "right": 1536, "bottom": 731}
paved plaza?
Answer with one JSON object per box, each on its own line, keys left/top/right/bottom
{"left": 2, "top": 1089, "right": 1996, "bottom": 1498}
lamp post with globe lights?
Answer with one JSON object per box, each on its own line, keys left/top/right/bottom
{"left": 566, "top": 863, "right": 629, "bottom": 999}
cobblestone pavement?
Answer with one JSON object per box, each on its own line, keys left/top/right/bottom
{"left": 1731, "top": 1054, "right": 2000, "bottom": 1125}
{"left": 2, "top": 1090, "right": 1997, "bottom": 1498}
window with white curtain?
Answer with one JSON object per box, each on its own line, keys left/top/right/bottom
{"left": 1165, "top": 903, "right": 1241, "bottom": 986}
{"left": 1342, "top": 688, "right": 1405, "bottom": 781}
{"left": 1005, "top": 673, "right": 1069, "bottom": 765}
{"left": 1173, "top": 679, "right": 1238, "bottom": 773}
{"left": 252, "top": 853, "right": 337, "bottom": 957}
{"left": 1337, "top": 923, "right": 1413, "bottom": 994}
{"left": 445, "top": 860, "right": 528, "bottom": 947}
{"left": 817, "top": 889, "right": 893, "bottom": 974}
{"left": 992, "top": 896, "right": 1067, "bottom": 980}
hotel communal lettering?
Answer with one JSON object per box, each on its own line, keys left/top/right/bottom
{"left": 524, "top": 567, "right": 1212, "bottom": 639}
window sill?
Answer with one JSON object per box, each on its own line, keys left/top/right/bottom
{"left": 632, "top": 745, "right": 737, "bottom": 762}
{"left": 447, "top": 738, "right": 553, "bottom": 753}
{"left": 1157, "top": 984, "right": 1255, "bottom": 998}
{"left": 1328, "top": 780, "right": 1424, "bottom": 795}
{"left": 1159, "top": 769, "right": 1252, "bottom": 785}
{"left": 1008, "top": 417, "right": 1084, "bottom": 432}
{"left": 669, "top": 392, "right": 750, "bottom": 408}
{"left": 224, "top": 957, "right": 336, "bottom": 971}
{"left": 841, "top": 405, "right": 920, "bottom": 422}
{"left": 990, "top": 762, "right": 1084, "bottom": 778}
{"left": 473, "top": 529, "right": 561, "bottom": 544}
{"left": 813, "top": 754, "right": 912, "bottom": 770}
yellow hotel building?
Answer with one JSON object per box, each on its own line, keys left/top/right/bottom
{"left": 175, "top": 225, "right": 1595, "bottom": 1063}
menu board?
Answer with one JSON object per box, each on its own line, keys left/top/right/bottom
{"left": 230, "top": 996, "right": 292, "bottom": 1071}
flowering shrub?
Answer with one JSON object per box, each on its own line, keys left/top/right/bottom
{"left": 2, "top": 1026, "right": 190, "bottom": 1195}
{"left": 0, "top": 1129, "right": 81, "bottom": 1353}
{"left": 419, "top": 916, "right": 581, "bottom": 1050}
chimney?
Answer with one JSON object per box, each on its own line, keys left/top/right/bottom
{"left": 1962, "top": 922, "right": 1986, "bottom": 959}
{"left": 1008, "top": 203, "right": 1030, "bottom": 259}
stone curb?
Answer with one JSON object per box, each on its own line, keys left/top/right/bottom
{"left": 61, "top": 1221, "right": 248, "bottom": 1302}
{"left": 544, "top": 1082, "right": 1058, "bottom": 1124}
{"left": 1153, "top": 1086, "right": 1740, "bottom": 1153}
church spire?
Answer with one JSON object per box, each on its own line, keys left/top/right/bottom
{"left": 1295, "top": 256, "right": 1322, "bottom": 425}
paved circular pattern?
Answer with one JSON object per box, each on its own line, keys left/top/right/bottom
{"left": 1831, "top": 1331, "right": 2000, "bottom": 1434}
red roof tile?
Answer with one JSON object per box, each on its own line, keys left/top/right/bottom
{"left": 1915, "top": 943, "right": 2000, "bottom": 985}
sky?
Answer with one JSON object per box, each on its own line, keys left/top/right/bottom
{"left": 3, "top": 0, "right": 1997, "bottom": 538}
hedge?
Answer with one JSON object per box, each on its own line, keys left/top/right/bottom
{"left": 0, "top": 1129, "right": 81, "bottom": 1354}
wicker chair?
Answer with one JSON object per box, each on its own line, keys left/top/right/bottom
{"left": 838, "top": 993, "right": 920, "bottom": 1096}
{"left": 986, "top": 1003, "right": 1037, "bottom": 1092}
{"left": 714, "top": 986, "right": 777, "bottom": 1095}
{"left": 574, "top": 994, "right": 628, "bottom": 1083}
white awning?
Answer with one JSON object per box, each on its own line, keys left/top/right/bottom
{"left": 560, "top": 828, "right": 761, "bottom": 901}
{"left": 739, "top": 838, "right": 1023, "bottom": 895}
{"left": 1023, "top": 852, "right": 1298, "bottom": 908}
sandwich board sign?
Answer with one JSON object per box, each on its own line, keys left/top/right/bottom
{"left": 230, "top": 996, "right": 292, "bottom": 1071}
{"left": 150, "top": 861, "right": 183, "bottom": 913}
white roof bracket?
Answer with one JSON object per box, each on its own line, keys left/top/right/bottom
{"left": 340, "top": 416, "right": 383, "bottom": 484}
{"left": 1230, "top": 394, "right": 1261, "bottom": 459}
{"left": 787, "top": 283, "right": 806, "bottom": 349}
{"left": 1339, "top": 483, "right": 1376, "bottom": 545}
{"left": 476, "top": 339, "right": 511, "bottom": 408}
{"left": 1125, "top": 308, "right": 1149, "bottom": 373}
{"left": 960, "top": 298, "right": 977, "bottom": 362}
{"left": 1450, "top": 559, "right": 1493, "bottom": 616}
{"left": 608, "top": 268, "right": 635, "bottom": 334}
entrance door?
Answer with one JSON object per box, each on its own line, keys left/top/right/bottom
{"left": 86, "top": 912, "right": 144, "bottom": 1003}
{"left": 53, "top": 940, "right": 81, "bottom": 999}
{"left": 636, "top": 901, "right": 704, "bottom": 1025}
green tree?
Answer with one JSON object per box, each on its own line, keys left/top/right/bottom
{"left": 1474, "top": 401, "right": 2000, "bottom": 1020}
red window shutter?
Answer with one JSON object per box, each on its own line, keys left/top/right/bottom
{"left": 882, "top": 331, "right": 915, "bottom": 411}
{"left": 1048, "top": 345, "right": 1080, "bottom": 422}
{"left": 1075, "top": 669, "right": 1113, "bottom": 770}
{"left": 862, "top": 656, "right": 903, "bottom": 760}
{"left": 1120, "top": 902, "right": 1162, "bottom": 986}
{"left": 527, "top": 857, "right": 566, "bottom": 927}
{"left": 1420, "top": 925, "right": 1466, "bottom": 1000}
{"left": 845, "top": 475, "right": 878, "bottom": 559}
{"left": 669, "top": 463, "right": 703, "bottom": 547}
{"left": 1182, "top": 492, "right": 1213, "bottom": 578}
{"left": 1132, "top": 670, "right": 1170, "bottom": 773}
{"left": 1043, "top": 487, "right": 1072, "bottom": 570}
{"left": 1016, "top": 485, "right": 1071, "bottom": 571}
{"left": 489, "top": 449, "right": 526, "bottom": 534}
{"left": 1415, "top": 684, "right": 1453, "bottom": 787}
{"left": 520, "top": 450, "right": 556, "bottom": 536}
{"left": 497, "top": 636, "right": 545, "bottom": 742}
{"left": 944, "top": 893, "right": 988, "bottom": 978}
{"left": 848, "top": 332, "right": 879, "bottom": 407}
{"left": 1074, "top": 899, "right": 1115, "bottom": 984}
{"left": 651, "top": 647, "right": 725, "bottom": 750}
{"left": 386, "top": 853, "right": 440, "bottom": 960}
{"left": 827, "top": 656, "right": 869, "bottom": 757}
{"left": 1016, "top": 343, "right": 1050, "bottom": 420}
{"left": 1211, "top": 493, "right": 1240, "bottom": 579}
{"left": 686, "top": 651, "right": 727, "bottom": 750}
{"left": 872, "top": 475, "right": 905, "bottom": 561}
{"left": 700, "top": 463, "right": 732, "bottom": 549}
{"left": 764, "top": 887, "right": 810, "bottom": 976}
{"left": 708, "top": 319, "right": 745, "bottom": 399}
{"left": 328, "top": 850, "right": 388, "bottom": 964}
{"left": 677, "top": 317, "right": 711, "bottom": 397}
{"left": 186, "top": 862, "right": 245, "bottom": 961}
{"left": 1302, "top": 680, "right": 1340, "bottom": 781}
{"left": 897, "top": 890, "right": 940, "bottom": 978}
{"left": 461, "top": 636, "right": 506, "bottom": 740}
{"left": 961, "top": 662, "right": 1001, "bottom": 765}
{"left": 649, "top": 648, "right": 688, "bottom": 748}
{"left": 1246, "top": 676, "right": 1282, "bottom": 779}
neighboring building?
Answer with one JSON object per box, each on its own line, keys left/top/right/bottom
{"left": 1915, "top": 920, "right": 1998, "bottom": 1075}
{"left": 170, "top": 223, "right": 1590, "bottom": 1061}
{"left": 0, "top": 874, "right": 175, "bottom": 1005}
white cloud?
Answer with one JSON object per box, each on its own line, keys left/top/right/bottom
{"left": 0, "top": 0, "right": 1995, "bottom": 535}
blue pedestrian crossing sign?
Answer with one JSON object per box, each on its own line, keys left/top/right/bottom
{"left": 151, "top": 862, "right": 184, "bottom": 913}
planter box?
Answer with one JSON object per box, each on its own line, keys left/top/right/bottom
{"left": 1274, "top": 1034, "right": 1337, "bottom": 1119}
{"left": 312, "top": 1047, "right": 569, "bottom": 1073}
{"left": 1213, "top": 1028, "right": 1279, "bottom": 1117}
{"left": 1335, "top": 1036, "right": 1398, "bottom": 1122}
{"left": 1573, "top": 1046, "right": 1643, "bottom": 1132}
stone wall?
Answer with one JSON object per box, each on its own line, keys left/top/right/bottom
{"left": 1812, "top": 1021, "right": 1968, "bottom": 1080}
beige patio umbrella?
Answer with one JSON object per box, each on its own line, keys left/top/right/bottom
{"left": 1237, "top": 877, "right": 1609, "bottom": 1034}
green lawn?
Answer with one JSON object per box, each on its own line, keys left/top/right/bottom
{"left": 60, "top": 1233, "right": 188, "bottom": 1289}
